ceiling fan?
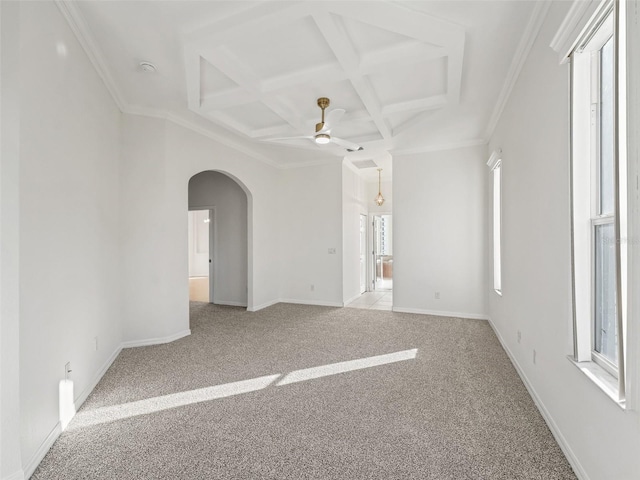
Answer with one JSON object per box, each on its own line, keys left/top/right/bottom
{"left": 268, "top": 97, "right": 363, "bottom": 152}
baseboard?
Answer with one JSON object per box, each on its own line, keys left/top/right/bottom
{"left": 392, "top": 306, "right": 489, "bottom": 320}
{"left": 121, "top": 329, "right": 191, "bottom": 349}
{"left": 247, "top": 298, "right": 280, "bottom": 312}
{"left": 279, "top": 298, "right": 343, "bottom": 308}
{"left": 3, "top": 470, "right": 25, "bottom": 480}
{"left": 22, "top": 422, "right": 61, "bottom": 479}
{"left": 214, "top": 300, "right": 248, "bottom": 307}
{"left": 343, "top": 293, "right": 363, "bottom": 306}
{"left": 487, "top": 318, "right": 589, "bottom": 480}
{"left": 74, "top": 346, "right": 122, "bottom": 410}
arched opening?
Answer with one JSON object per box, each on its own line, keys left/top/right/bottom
{"left": 187, "top": 171, "right": 250, "bottom": 308}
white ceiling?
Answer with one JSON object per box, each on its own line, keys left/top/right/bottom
{"left": 64, "top": 0, "right": 540, "bottom": 176}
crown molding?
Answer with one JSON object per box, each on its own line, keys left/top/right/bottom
{"left": 391, "top": 138, "right": 488, "bottom": 157}
{"left": 123, "top": 104, "right": 281, "bottom": 168}
{"left": 54, "top": 0, "right": 127, "bottom": 111}
{"left": 484, "top": 0, "right": 552, "bottom": 141}
{"left": 55, "top": 0, "right": 282, "bottom": 170}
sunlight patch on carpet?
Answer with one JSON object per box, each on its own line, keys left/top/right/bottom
{"left": 69, "top": 349, "right": 418, "bottom": 429}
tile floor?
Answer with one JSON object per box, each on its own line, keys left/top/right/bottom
{"left": 346, "top": 291, "right": 393, "bottom": 311}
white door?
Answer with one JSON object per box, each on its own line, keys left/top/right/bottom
{"left": 359, "top": 214, "right": 367, "bottom": 293}
{"left": 188, "top": 209, "right": 213, "bottom": 302}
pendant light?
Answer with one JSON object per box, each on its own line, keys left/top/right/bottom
{"left": 374, "top": 168, "right": 385, "bottom": 206}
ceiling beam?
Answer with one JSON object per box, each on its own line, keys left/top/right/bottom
{"left": 200, "top": 46, "right": 306, "bottom": 133}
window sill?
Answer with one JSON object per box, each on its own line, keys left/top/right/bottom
{"left": 568, "top": 356, "right": 625, "bottom": 409}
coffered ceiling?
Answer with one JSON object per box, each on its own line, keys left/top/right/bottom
{"left": 61, "top": 0, "right": 544, "bottom": 173}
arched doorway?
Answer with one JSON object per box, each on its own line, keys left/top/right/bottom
{"left": 187, "top": 171, "right": 249, "bottom": 307}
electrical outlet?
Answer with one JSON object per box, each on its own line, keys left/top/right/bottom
{"left": 533, "top": 349, "right": 537, "bottom": 365}
{"left": 434, "top": 292, "right": 440, "bottom": 299}
{"left": 310, "top": 284, "right": 315, "bottom": 292}
{"left": 328, "top": 247, "right": 336, "bottom": 254}
{"left": 517, "top": 331, "right": 521, "bottom": 343}
{"left": 65, "top": 362, "right": 72, "bottom": 380}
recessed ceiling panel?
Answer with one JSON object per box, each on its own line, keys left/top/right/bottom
{"left": 332, "top": 119, "right": 380, "bottom": 143}
{"left": 367, "top": 56, "right": 448, "bottom": 106}
{"left": 223, "top": 16, "right": 337, "bottom": 79}
{"left": 200, "top": 58, "right": 238, "bottom": 96}
{"left": 341, "top": 15, "right": 422, "bottom": 56}
{"left": 222, "top": 102, "right": 288, "bottom": 132}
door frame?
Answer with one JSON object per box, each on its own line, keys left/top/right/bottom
{"left": 369, "top": 211, "right": 392, "bottom": 292}
{"left": 359, "top": 213, "right": 368, "bottom": 294}
{"left": 188, "top": 206, "right": 217, "bottom": 303}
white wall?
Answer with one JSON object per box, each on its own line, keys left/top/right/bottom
{"left": 120, "top": 114, "right": 282, "bottom": 343}
{"left": 487, "top": 2, "right": 640, "bottom": 479}
{"left": 189, "top": 171, "right": 248, "bottom": 306}
{"left": 1, "top": 2, "right": 23, "bottom": 478}
{"left": 342, "top": 162, "right": 368, "bottom": 304}
{"left": 17, "top": 1, "right": 123, "bottom": 475}
{"left": 279, "top": 162, "right": 343, "bottom": 306}
{"left": 393, "top": 145, "right": 487, "bottom": 319}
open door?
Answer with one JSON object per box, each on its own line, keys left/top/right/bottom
{"left": 372, "top": 214, "right": 392, "bottom": 291}
{"left": 188, "top": 209, "right": 213, "bottom": 302}
{"left": 360, "top": 214, "right": 367, "bottom": 294}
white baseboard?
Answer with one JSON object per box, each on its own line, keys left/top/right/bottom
{"left": 487, "top": 318, "right": 589, "bottom": 480}
{"left": 121, "top": 329, "right": 191, "bottom": 348}
{"left": 247, "top": 298, "right": 280, "bottom": 312}
{"left": 392, "top": 306, "right": 489, "bottom": 320}
{"left": 23, "top": 422, "right": 61, "bottom": 480}
{"left": 215, "top": 300, "right": 247, "bottom": 307}
{"left": 74, "top": 346, "right": 122, "bottom": 410}
{"left": 279, "top": 298, "right": 343, "bottom": 308}
{"left": 3, "top": 470, "right": 25, "bottom": 480}
{"left": 343, "top": 293, "right": 363, "bottom": 306}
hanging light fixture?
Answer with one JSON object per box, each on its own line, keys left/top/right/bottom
{"left": 374, "top": 168, "right": 385, "bottom": 206}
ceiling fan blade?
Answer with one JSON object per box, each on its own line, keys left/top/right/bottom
{"left": 330, "top": 136, "right": 362, "bottom": 151}
{"left": 318, "top": 108, "right": 346, "bottom": 133}
{"left": 265, "top": 135, "right": 314, "bottom": 141}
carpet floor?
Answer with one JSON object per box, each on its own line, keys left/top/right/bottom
{"left": 33, "top": 303, "right": 577, "bottom": 479}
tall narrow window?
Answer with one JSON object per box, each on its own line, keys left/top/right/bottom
{"left": 592, "top": 34, "right": 618, "bottom": 373}
{"left": 570, "top": 2, "right": 627, "bottom": 403}
{"left": 487, "top": 151, "right": 502, "bottom": 295}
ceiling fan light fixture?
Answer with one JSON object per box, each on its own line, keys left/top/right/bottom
{"left": 315, "top": 133, "right": 331, "bottom": 145}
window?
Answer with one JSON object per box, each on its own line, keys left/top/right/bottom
{"left": 487, "top": 151, "right": 502, "bottom": 295}
{"left": 570, "top": 2, "right": 627, "bottom": 403}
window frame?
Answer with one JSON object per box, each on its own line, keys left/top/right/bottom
{"left": 589, "top": 28, "right": 618, "bottom": 376}
{"left": 487, "top": 151, "right": 502, "bottom": 296}
{"left": 569, "top": 0, "right": 627, "bottom": 405}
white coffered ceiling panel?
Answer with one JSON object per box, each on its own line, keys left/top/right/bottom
{"left": 68, "top": 0, "right": 539, "bottom": 167}
{"left": 184, "top": 1, "right": 465, "bottom": 153}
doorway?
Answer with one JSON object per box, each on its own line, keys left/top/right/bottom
{"left": 359, "top": 214, "right": 368, "bottom": 294}
{"left": 188, "top": 209, "right": 214, "bottom": 302}
{"left": 372, "top": 214, "right": 392, "bottom": 291}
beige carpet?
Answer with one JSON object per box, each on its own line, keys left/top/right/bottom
{"left": 33, "top": 303, "right": 576, "bottom": 479}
